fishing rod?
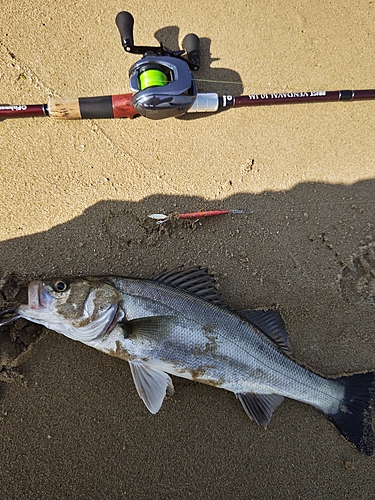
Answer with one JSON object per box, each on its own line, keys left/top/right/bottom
{"left": 1, "top": 11, "right": 375, "bottom": 122}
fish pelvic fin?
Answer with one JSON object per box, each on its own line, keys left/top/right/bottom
{"left": 236, "top": 393, "right": 284, "bottom": 428}
{"left": 128, "top": 360, "right": 174, "bottom": 414}
{"left": 324, "top": 372, "right": 375, "bottom": 456}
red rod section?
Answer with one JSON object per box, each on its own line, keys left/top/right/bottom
{"left": 0, "top": 104, "right": 46, "bottom": 119}
{"left": 226, "top": 89, "right": 375, "bottom": 108}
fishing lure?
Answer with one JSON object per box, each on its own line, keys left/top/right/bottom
{"left": 148, "top": 209, "right": 244, "bottom": 224}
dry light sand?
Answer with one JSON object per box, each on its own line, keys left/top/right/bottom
{"left": 1, "top": 1, "right": 375, "bottom": 498}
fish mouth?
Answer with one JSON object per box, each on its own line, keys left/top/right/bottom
{"left": 28, "top": 280, "right": 53, "bottom": 310}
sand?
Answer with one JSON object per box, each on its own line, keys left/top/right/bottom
{"left": 1, "top": 1, "right": 375, "bottom": 498}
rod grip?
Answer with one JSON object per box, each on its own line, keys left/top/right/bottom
{"left": 115, "top": 11, "right": 135, "bottom": 51}
{"left": 47, "top": 95, "right": 137, "bottom": 119}
{"left": 47, "top": 98, "right": 81, "bottom": 119}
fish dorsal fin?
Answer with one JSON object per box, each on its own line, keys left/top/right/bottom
{"left": 236, "top": 393, "right": 284, "bottom": 427}
{"left": 128, "top": 360, "right": 174, "bottom": 414}
{"left": 237, "top": 309, "right": 291, "bottom": 355}
{"left": 150, "top": 266, "right": 226, "bottom": 307}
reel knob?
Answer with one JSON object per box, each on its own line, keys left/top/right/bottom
{"left": 115, "top": 11, "right": 135, "bottom": 52}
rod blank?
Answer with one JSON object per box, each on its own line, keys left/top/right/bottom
{"left": 1, "top": 88, "right": 375, "bottom": 121}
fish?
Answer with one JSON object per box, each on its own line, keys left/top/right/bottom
{"left": 14, "top": 266, "right": 375, "bottom": 455}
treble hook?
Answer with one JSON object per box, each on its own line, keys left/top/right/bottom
{"left": 0, "top": 308, "right": 21, "bottom": 327}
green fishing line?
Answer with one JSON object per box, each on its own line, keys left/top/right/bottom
{"left": 139, "top": 69, "right": 168, "bottom": 90}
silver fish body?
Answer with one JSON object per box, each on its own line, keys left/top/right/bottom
{"left": 92, "top": 277, "right": 342, "bottom": 414}
{"left": 15, "top": 267, "right": 375, "bottom": 455}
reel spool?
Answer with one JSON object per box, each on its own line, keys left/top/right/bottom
{"left": 116, "top": 12, "right": 200, "bottom": 120}
{"left": 138, "top": 67, "right": 169, "bottom": 91}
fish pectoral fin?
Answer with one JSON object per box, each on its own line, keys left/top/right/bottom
{"left": 237, "top": 309, "right": 291, "bottom": 355}
{"left": 128, "top": 360, "right": 174, "bottom": 414}
{"left": 235, "top": 393, "right": 284, "bottom": 428}
{"left": 127, "top": 316, "right": 176, "bottom": 342}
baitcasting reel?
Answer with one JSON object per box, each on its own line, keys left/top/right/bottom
{"left": 115, "top": 11, "right": 200, "bottom": 120}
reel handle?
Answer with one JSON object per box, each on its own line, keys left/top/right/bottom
{"left": 115, "top": 11, "right": 135, "bottom": 52}
{"left": 182, "top": 34, "right": 200, "bottom": 70}
{"left": 116, "top": 11, "right": 200, "bottom": 70}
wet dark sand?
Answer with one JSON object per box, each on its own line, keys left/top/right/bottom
{"left": 1, "top": 1, "right": 375, "bottom": 498}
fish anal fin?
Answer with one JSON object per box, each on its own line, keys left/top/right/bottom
{"left": 238, "top": 309, "right": 291, "bottom": 354}
{"left": 129, "top": 360, "right": 174, "bottom": 414}
{"left": 236, "top": 393, "right": 284, "bottom": 428}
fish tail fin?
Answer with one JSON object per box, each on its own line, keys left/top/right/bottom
{"left": 324, "top": 372, "right": 375, "bottom": 455}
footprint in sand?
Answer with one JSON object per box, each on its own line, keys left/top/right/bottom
{"left": 340, "top": 241, "right": 375, "bottom": 305}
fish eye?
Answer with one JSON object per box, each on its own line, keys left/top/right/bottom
{"left": 54, "top": 280, "right": 69, "bottom": 292}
